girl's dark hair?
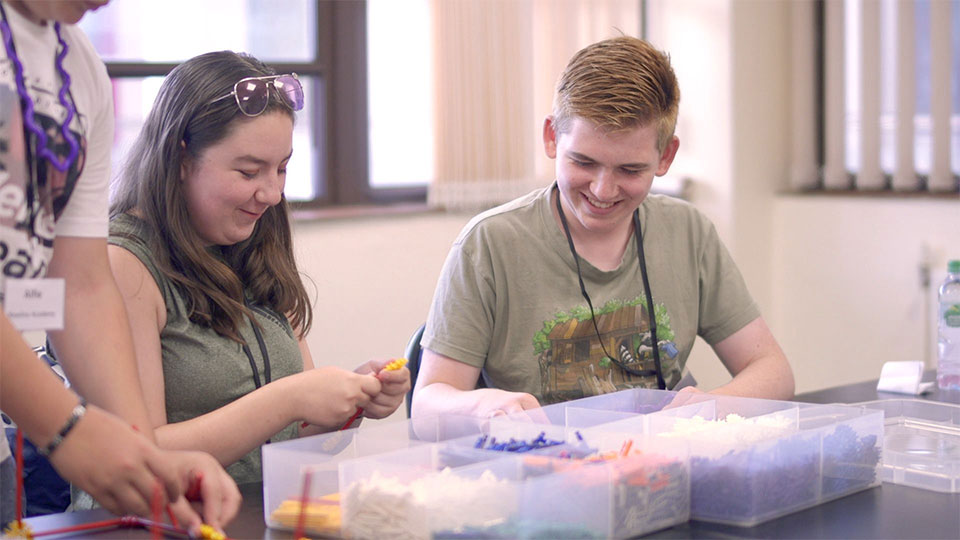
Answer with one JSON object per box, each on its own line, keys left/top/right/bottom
{"left": 111, "top": 51, "right": 312, "bottom": 341}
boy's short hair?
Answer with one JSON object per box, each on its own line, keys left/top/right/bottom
{"left": 552, "top": 36, "right": 680, "bottom": 153}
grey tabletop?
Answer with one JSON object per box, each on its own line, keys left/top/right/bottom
{"left": 21, "top": 377, "right": 960, "bottom": 539}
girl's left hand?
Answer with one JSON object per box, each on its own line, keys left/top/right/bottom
{"left": 355, "top": 359, "right": 411, "bottom": 419}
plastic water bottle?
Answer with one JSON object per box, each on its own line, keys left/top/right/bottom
{"left": 937, "top": 259, "right": 960, "bottom": 390}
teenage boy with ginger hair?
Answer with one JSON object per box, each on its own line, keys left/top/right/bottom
{"left": 413, "top": 36, "right": 794, "bottom": 419}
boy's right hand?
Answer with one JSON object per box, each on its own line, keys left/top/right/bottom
{"left": 473, "top": 388, "right": 541, "bottom": 419}
{"left": 663, "top": 385, "right": 711, "bottom": 410}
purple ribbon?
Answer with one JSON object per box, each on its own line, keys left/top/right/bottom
{"left": 1, "top": 10, "right": 80, "bottom": 173}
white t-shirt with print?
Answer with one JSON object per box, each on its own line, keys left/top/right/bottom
{"left": 0, "top": 2, "right": 113, "bottom": 301}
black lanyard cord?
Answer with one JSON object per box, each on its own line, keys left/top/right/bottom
{"left": 251, "top": 312, "right": 271, "bottom": 385}
{"left": 241, "top": 303, "right": 273, "bottom": 445}
{"left": 555, "top": 188, "right": 665, "bottom": 389}
{"left": 242, "top": 302, "right": 272, "bottom": 389}
{"left": 555, "top": 193, "right": 614, "bottom": 361}
{"left": 242, "top": 342, "right": 262, "bottom": 389}
{"left": 633, "top": 209, "right": 666, "bottom": 390}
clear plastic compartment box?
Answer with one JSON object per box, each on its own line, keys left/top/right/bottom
{"left": 600, "top": 393, "right": 883, "bottom": 527}
{"left": 262, "top": 415, "right": 490, "bottom": 536}
{"left": 445, "top": 390, "right": 880, "bottom": 529}
{"left": 546, "top": 387, "right": 679, "bottom": 428}
{"left": 857, "top": 399, "right": 960, "bottom": 493}
{"left": 338, "top": 445, "right": 521, "bottom": 539}
{"left": 339, "top": 437, "right": 689, "bottom": 539}
{"left": 798, "top": 403, "right": 883, "bottom": 500}
{"left": 262, "top": 389, "right": 884, "bottom": 535}
{"left": 637, "top": 395, "right": 819, "bottom": 526}
{"left": 439, "top": 412, "right": 691, "bottom": 537}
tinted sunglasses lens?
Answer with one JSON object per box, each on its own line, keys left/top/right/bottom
{"left": 275, "top": 75, "right": 304, "bottom": 111}
{"left": 235, "top": 78, "right": 269, "bottom": 116}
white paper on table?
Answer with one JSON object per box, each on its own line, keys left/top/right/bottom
{"left": 876, "top": 361, "right": 934, "bottom": 395}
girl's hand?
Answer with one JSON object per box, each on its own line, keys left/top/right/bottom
{"left": 290, "top": 366, "right": 380, "bottom": 430}
{"left": 360, "top": 359, "right": 411, "bottom": 419}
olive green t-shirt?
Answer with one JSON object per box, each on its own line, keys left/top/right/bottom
{"left": 422, "top": 183, "right": 759, "bottom": 405}
{"left": 109, "top": 214, "right": 302, "bottom": 484}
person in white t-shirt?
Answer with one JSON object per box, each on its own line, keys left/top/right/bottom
{"left": 0, "top": 0, "right": 239, "bottom": 532}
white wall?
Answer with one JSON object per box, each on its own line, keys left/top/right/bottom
{"left": 294, "top": 0, "right": 960, "bottom": 418}
{"left": 292, "top": 212, "right": 472, "bottom": 420}
{"left": 773, "top": 198, "right": 960, "bottom": 392}
{"left": 293, "top": 211, "right": 472, "bottom": 367}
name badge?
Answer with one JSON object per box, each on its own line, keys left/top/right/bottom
{"left": 4, "top": 278, "right": 65, "bottom": 331}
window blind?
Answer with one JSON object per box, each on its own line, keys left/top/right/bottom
{"left": 792, "top": 0, "right": 959, "bottom": 194}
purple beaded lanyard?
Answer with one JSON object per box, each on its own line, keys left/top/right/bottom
{"left": 0, "top": 1, "right": 80, "bottom": 173}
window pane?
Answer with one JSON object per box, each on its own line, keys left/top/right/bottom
{"left": 109, "top": 77, "right": 164, "bottom": 188}
{"left": 954, "top": 0, "right": 960, "bottom": 174}
{"left": 843, "top": 0, "right": 960, "bottom": 177}
{"left": 287, "top": 76, "right": 322, "bottom": 201}
{"left": 367, "top": 0, "right": 434, "bottom": 188}
{"left": 879, "top": 0, "right": 897, "bottom": 174}
{"left": 79, "top": 0, "right": 316, "bottom": 63}
{"left": 108, "top": 77, "right": 319, "bottom": 201}
{"left": 915, "top": 0, "right": 931, "bottom": 175}
{"left": 843, "top": 0, "right": 861, "bottom": 173}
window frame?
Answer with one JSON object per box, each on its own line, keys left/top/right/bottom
{"left": 100, "top": 0, "right": 427, "bottom": 208}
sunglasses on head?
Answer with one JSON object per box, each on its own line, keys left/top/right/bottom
{"left": 210, "top": 73, "right": 304, "bottom": 117}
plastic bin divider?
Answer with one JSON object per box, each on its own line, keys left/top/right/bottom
{"left": 561, "top": 387, "right": 679, "bottom": 414}
{"left": 566, "top": 407, "right": 642, "bottom": 429}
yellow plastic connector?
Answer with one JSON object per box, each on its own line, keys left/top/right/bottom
{"left": 198, "top": 523, "right": 226, "bottom": 540}
{"left": 2, "top": 521, "right": 34, "bottom": 539}
{"left": 383, "top": 358, "right": 408, "bottom": 372}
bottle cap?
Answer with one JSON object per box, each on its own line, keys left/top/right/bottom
{"left": 949, "top": 260, "right": 960, "bottom": 274}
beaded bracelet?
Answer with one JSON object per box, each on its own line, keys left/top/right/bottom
{"left": 38, "top": 397, "right": 87, "bottom": 457}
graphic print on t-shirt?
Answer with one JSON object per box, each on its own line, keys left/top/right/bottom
{"left": 534, "top": 295, "right": 681, "bottom": 404}
{"left": 0, "top": 75, "right": 86, "bottom": 295}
